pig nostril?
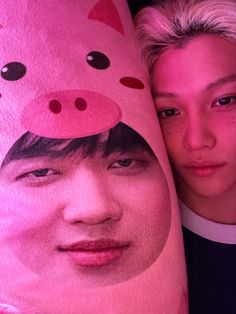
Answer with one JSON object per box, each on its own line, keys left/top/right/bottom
{"left": 49, "top": 100, "right": 62, "bottom": 114}
{"left": 75, "top": 97, "right": 87, "bottom": 111}
{"left": 120, "top": 76, "right": 145, "bottom": 89}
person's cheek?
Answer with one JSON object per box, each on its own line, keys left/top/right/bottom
{"left": 161, "top": 120, "right": 185, "bottom": 156}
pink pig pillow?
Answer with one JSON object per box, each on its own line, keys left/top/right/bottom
{"left": 0, "top": 1, "right": 187, "bottom": 313}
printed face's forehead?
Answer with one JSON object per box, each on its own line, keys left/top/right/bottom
{"left": 1, "top": 123, "right": 156, "bottom": 168}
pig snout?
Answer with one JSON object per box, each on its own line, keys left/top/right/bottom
{"left": 21, "top": 90, "right": 122, "bottom": 138}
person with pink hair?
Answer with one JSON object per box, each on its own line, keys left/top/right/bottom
{"left": 135, "top": 1, "right": 236, "bottom": 313}
{"left": 0, "top": 1, "right": 187, "bottom": 312}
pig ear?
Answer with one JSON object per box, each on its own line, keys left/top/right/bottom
{"left": 88, "top": 0, "right": 125, "bottom": 35}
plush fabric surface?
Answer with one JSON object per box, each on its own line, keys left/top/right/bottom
{"left": 0, "top": 1, "right": 187, "bottom": 313}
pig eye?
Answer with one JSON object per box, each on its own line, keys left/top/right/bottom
{"left": 1, "top": 62, "right": 26, "bottom": 81}
{"left": 86, "top": 51, "right": 110, "bottom": 70}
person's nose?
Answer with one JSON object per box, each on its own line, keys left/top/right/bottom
{"left": 63, "top": 168, "right": 122, "bottom": 225}
{"left": 183, "top": 113, "right": 216, "bottom": 151}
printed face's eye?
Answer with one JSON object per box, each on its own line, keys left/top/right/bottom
{"left": 110, "top": 158, "right": 132, "bottom": 168}
{"left": 157, "top": 108, "right": 180, "bottom": 119}
{"left": 1, "top": 62, "right": 27, "bottom": 81}
{"left": 14, "top": 167, "right": 61, "bottom": 187}
{"left": 108, "top": 155, "right": 152, "bottom": 176}
{"left": 213, "top": 96, "right": 236, "bottom": 107}
{"left": 16, "top": 168, "right": 58, "bottom": 180}
{"left": 29, "top": 168, "right": 51, "bottom": 177}
{"left": 86, "top": 51, "right": 110, "bottom": 70}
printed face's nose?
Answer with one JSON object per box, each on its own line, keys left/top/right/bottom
{"left": 63, "top": 167, "right": 122, "bottom": 225}
{"left": 21, "top": 90, "right": 122, "bottom": 138}
{"left": 183, "top": 114, "right": 216, "bottom": 151}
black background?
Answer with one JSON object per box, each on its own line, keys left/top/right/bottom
{"left": 128, "top": 0, "right": 163, "bottom": 17}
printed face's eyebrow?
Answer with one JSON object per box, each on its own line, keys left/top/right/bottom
{"left": 1, "top": 160, "right": 11, "bottom": 169}
{"left": 0, "top": 142, "right": 153, "bottom": 170}
{"left": 1, "top": 155, "right": 45, "bottom": 170}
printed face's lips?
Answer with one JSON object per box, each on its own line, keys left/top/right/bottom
{"left": 183, "top": 161, "right": 226, "bottom": 177}
{"left": 57, "top": 239, "right": 131, "bottom": 267}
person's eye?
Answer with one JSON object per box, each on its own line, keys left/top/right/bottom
{"left": 213, "top": 95, "right": 236, "bottom": 107}
{"left": 15, "top": 168, "right": 61, "bottom": 186}
{"left": 157, "top": 108, "right": 180, "bottom": 119}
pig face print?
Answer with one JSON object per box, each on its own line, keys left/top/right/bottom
{"left": 0, "top": 0, "right": 149, "bottom": 143}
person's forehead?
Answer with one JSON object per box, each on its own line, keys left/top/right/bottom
{"left": 152, "top": 34, "right": 236, "bottom": 95}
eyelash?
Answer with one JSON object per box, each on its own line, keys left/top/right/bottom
{"left": 156, "top": 94, "right": 236, "bottom": 119}
{"left": 109, "top": 158, "right": 146, "bottom": 168}
{"left": 14, "top": 157, "right": 149, "bottom": 186}
{"left": 108, "top": 157, "right": 149, "bottom": 176}
{"left": 157, "top": 108, "right": 180, "bottom": 119}
{"left": 16, "top": 168, "right": 58, "bottom": 179}
{"left": 109, "top": 158, "right": 132, "bottom": 168}
{"left": 15, "top": 168, "right": 61, "bottom": 186}
{"left": 212, "top": 95, "right": 236, "bottom": 107}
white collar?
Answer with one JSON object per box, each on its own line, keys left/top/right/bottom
{"left": 179, "top": 200, "right": 236, "bottom": 244}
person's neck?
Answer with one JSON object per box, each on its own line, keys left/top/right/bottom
{"left": 178, "top": 187, "right": 236, "bottom": 225}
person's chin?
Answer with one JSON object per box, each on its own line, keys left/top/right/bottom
{"left": 180, "top": 176, "right": 230, "bottom": 199}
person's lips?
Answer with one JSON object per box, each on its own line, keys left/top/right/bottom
{"left": 57, "top": 239, "right": 130, "bottom": 267}
{"left": 183, "top": 160, "right": 226, "bottom": 176}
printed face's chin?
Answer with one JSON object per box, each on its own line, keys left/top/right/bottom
{"left": 37, "top": 241, "right": 155, "bottom": 288}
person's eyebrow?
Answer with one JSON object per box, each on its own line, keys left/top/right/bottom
{"left": 152, "top": 74, "right": 236, "bottom": 100}
{"left": 205, "top": 74, "right": 236, "bottom": 91}
{"left": 152, "top": 91, "right": 178, "bottom": 99}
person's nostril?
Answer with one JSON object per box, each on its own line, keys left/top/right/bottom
{"left": 75, "top": 97, "right": 87, "bottom": 111}
{"left": 49, "top": 99, "right": 62, "bottom": 114}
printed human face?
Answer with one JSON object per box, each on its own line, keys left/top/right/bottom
{"left": 0, "top": 138, "right": 170, "bottom": 288}
{"left": 152, "top": 35, "right": 236, "bottom": 204}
